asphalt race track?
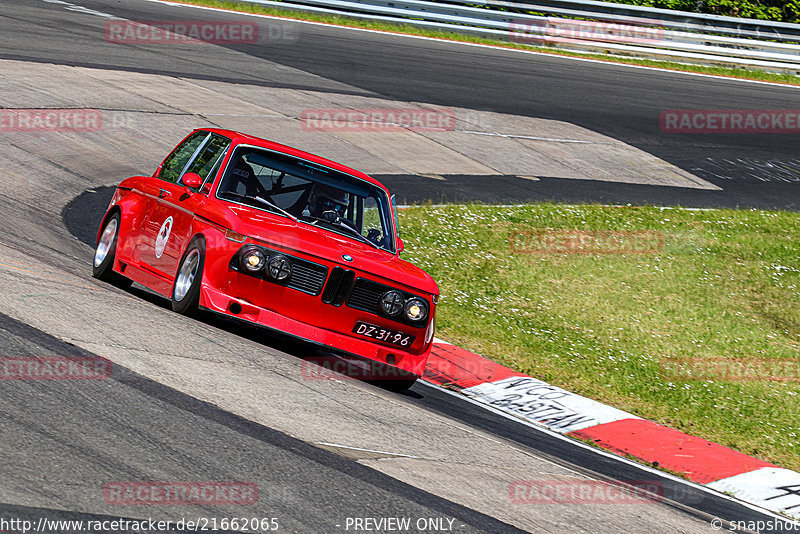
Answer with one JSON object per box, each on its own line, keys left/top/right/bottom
{"left": 1, "top": 0, "right": 799, "bottom": 533}
{"left": 5, "top": 0, "right": 800, "bottom": 209}
{"left": 0, "top": 312, "right": 517, "bottom": 533}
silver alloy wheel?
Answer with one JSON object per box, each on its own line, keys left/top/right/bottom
{"left": 94, "top": 218, "right": 118, "bottom": 268}
{"left": 174, "top": 248, "right": 200, "bottom": 302}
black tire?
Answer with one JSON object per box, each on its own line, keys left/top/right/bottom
{"left": 379, "top": 378, "right": 419, "bottom": 392}
{"left": 92, "top": 212, "right": 131, "bottom": 289}
{"left": 171, "top": 238, "right": 205, "bottom": 316}
{"left": 366, "top": 363, "right": 419, "bottom": 391}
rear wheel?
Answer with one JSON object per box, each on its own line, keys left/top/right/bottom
{"left": 172, "top": 239, "right": 205, "bottom": 315}
{"left": 92, "top": 213, "right": 131, "bottom": 289}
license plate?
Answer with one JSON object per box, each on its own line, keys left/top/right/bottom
{"left": 353, "top": 322, "right": 415, "bottom": 347}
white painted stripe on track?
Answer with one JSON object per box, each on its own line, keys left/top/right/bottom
{"left": 707, "top": 467, "right": 800, "bottom": 520}
{"left": 315, "top": 441, "right": 420, "bottom": 458}
{"left": 461, "top": 130, "right": 623, "bottom": 145}
{"left": 145, "top": 0, "right": 800, "bottom": 90}
{"left": 463, "top": 376, "right": 638, "bottom": 433}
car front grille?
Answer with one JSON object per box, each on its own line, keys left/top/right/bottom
{"left": 346, "top": 278, "right": 385, "bottom": 313}
{"left": 284, "top": 256, "right": 328, "bottom": 295}
{"left": 321, "top": 266, "right": 355, "bottom": 306}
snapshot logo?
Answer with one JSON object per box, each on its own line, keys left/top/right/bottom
{"left": 0, "top": 108, "right": 102, "bottom": 132}
{"left": 661, "top": 357, "right": 800, "bottom": 383}
{"left": 509, "top": 229, "right": 664, "bottom": 255}
{"left": 104, "top": 20, "right": 268, "bottom": 44}
{"left": 510, "top": 18, "right": 663, "bottom": 45}
{"left": 509, "top": 480, "right": 663, "bottom": 504}
{"left": 300, "top": 356, "right": 418, "bottom": 382}
{"left": 660, "top": 109, "right": 800, "bottom": 134}
{"left": 103, "top": 481, "right": 259, "bottom": 505}
{"left": 1, "top": 356, "right": 111, "bottom": 380}
{"left": 300, "top": 108, "right": 456, "bottom": 132}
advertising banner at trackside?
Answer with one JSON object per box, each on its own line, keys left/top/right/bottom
{"left": 463, "top": 377, "right": 637, "bottom": 433}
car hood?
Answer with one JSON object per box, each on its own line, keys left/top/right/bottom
{"left": 207, "top": 203, "right": 439, "bottom": 296}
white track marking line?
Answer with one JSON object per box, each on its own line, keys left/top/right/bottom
{"left": 144, "top": 0, "right": 800, "bottom": 90}
{"left": 315, "top": 442, "right": 420, "bottom": 458}
{"left": 42, "top": 0, "right": 122, "bottom": 19}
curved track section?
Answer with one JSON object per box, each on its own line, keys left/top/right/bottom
{"left": 5, "top": 0, "right": 800, "bottom": 208}
{"left": 0, "top": 313, "right": 515, "bottom": 532}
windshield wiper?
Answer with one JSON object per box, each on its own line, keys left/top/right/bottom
{"left": 303, "top": 215, "right": 382, "bottom": 250}
{"left": 254, "top": 196, "right": 297, "bottom": 221}
{"left": 336, "top": 221, "right": 383, "bottom": 250}
{"left": 220, "top": 192, "right": 297, "bottom": 221}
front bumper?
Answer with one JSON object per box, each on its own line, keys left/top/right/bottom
{"left": 199, "top": 284, "right": 431, "bottom": 376}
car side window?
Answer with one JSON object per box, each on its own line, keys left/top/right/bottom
{"left": 158, "top": 131, "right": 208, "bottom": 184}
{"left": 183, "top": 134, "right": 231, "bottom": 189}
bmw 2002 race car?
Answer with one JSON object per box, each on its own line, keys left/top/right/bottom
{"left": 93, "top": 128, "right": 438, "bottom": 386}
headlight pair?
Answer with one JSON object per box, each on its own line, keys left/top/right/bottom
{"left": 380, "top": 290, "right": 428, "bottom": 322}
{"left": 239, "top": 246, "right": 292, "bottom": 282}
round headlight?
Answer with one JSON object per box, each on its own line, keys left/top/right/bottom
{"left": 240, "top": 247, "right": 265, "bottom": 272}
{"left": 380, "top": 291, "right": 404, "bottom": 317}
{"left": 404, "top": 297, "right": 428, "bottom": 322}
{"left": 268, "top": 255, "right": 292, "bottom": 281}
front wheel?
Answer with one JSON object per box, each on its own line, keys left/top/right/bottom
{"left": 379, "top": 378, "right": 419, "bottom": 392}
{"left": 93, "top": 212, "right": 131, "bottom": 289}
{"left": 171, "top": 239, "right": 205, "bottom": 315}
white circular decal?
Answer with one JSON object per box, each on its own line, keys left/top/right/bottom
{"left": 155, "top": 216, "right": 173, "bottom": 259}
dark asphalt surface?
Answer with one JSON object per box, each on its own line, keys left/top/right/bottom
{"left": 377, "top": 173, "right": 800, "bottom": 208}
{"left": 5, "top": 0, "right": 800, "bottom": 209}
{"left": 0, "top": 311, "right": 521, "bottom": 533}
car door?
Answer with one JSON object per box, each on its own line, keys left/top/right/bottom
{"left": 121, "top": 131, "right": 204, "bottom": 271}
{"left": 144, "top": 132, "right": 231, "bottom": 281}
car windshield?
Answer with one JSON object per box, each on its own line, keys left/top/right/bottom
{"left": 216, "top": 146, "right": 396, "bottom": 253}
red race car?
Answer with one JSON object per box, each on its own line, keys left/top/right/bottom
{"left": 93, "top": 128, "right": 438, "bottom": 387}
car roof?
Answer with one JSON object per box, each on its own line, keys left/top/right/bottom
{"left": 196, "top": 128, "right": 390, "bottom": 192}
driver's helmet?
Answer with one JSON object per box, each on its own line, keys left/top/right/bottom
{"left": 309, "top": 184, "right": 349, "bottom": 218}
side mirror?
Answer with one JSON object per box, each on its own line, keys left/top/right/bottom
{"left": 182, "top": 172, "right": 203, "bottom": 189}
{"left": 396, "top": 238, "right": 404, "bottom": 253}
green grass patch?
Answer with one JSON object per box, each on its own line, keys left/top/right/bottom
{"left": 166, "top": 0, "right": 800, "bottom": 85}
{"left": 398, "top": 203, "right": 800, "bottom": 471}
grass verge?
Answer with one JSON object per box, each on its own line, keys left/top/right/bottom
{"left": 398, "top": 203, "right": 800, "bottom": 471}
{"left": 164, "top": 0, "right": 800, "bottom": 85}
